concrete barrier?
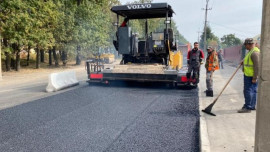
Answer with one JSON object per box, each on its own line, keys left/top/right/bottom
{"left": 46, "top": 71, "right": 79, "bottom": 92}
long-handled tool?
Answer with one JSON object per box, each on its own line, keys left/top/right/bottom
{"left": 202, "top": 63, "right": 243, "bottom": 116}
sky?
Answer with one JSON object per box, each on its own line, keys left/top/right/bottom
{"left": 119, "top": 0, "right": 263, "bottom": 43}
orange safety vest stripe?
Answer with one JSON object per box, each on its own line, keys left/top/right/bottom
{"left": 207, "top": 52, "right": 219, "bottom": 71}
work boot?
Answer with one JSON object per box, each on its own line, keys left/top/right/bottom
{"left": 237, "top": 107, "right": 251, "bottom": 113}
{"left": 206, "top": 90, "right": 213, "bottom": 97}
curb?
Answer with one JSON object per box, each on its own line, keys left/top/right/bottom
{"left": 200, "top": 116, "right": 211, "bottom": 152}
{"left": 199, "top": 86, "right": 211, "bottom": 152}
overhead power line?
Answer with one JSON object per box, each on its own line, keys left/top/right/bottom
{"left": 209, "top": 22, "right": 259, "bottom": 35}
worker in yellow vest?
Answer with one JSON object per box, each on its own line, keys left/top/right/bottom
{"left": 238, "top": 38, "right": 260, "bottom": 113}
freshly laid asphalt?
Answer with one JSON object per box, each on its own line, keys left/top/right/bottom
{"left": 0, "top": 82, "right": 200, "bottom": 152}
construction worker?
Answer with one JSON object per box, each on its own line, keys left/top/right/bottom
{"left": 120, "top": 18, "right": 129, "bottom": 27}
{"left": 238, "top": 38, "right": 260, "bottom": 113}
{"left": 218, "top": 50, "right": 224, "bottom": 69}
{"left": 205, "top": 46, "right": 219, "bottom": 97}
{"left": 186, "top": 42, "right": 204, "bottom": 86}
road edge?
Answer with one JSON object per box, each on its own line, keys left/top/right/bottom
{"left": 199, "top": 86, "right": 211, "bottom": 152}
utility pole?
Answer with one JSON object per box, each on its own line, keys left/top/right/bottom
{"left": 197, "top": 30, "right": 202, "bottom": 43}
{"left": 255, "top": 0, "right": 270, "bottom": 151}
{"left": 202, "top": 0, "right": 211, "bottom": 53}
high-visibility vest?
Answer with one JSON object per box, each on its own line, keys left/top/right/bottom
{"left": 243, "top": 47, "right": 260, "bottom": 77}
{"left": 207, "top": 51, "right": 219, "bottom": 71}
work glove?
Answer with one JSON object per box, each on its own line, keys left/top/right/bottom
{"left": 240, "top": 60, "right": 243, "bottom": 65}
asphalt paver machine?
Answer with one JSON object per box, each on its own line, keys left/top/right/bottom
{"left": 86, "top": 3, "right": 189, "bottom": 87}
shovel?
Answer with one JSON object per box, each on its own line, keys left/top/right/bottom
{"left": 202, "top": 63, "right": 243, "bottom": 116}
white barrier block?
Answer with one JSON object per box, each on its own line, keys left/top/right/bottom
{"left": 46, "top": 71, "right": 79, "bottom": 92}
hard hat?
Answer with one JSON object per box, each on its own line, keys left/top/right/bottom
{"left": 207, "top": 46, "right": 212, "bottom": 50}
{"left": 244, "top": 38, "right": 254, "bottom": 45}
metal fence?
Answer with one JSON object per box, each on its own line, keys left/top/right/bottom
{"left": 223, "top": 45, "right": 245, "bottom": 63}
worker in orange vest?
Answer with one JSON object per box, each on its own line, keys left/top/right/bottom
{"left": 205, "top": 46, "right": 219, "bottom": 97}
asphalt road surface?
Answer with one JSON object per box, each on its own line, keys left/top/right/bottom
{"left": 0, "top": 82, "right": 200, "bottom": 152}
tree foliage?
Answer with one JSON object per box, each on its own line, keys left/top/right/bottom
{"left": 221, "top": 34, "right": 242, "bottom": 48}
{"left": 0, "top": 0, "right": 60, "bottom": 70}
{"left": 0, "top": 0, "right": 120, "bottom": 69}
{"left": 199, "top": 25, "right": 220, "bottom": 50}
{"left": 0, "top": 0, "right": 188, "bottom": 71}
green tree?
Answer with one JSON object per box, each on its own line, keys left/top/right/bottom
{"left": 52, "top": 0, "right": 76, "bottom": 66}
{"left": 200, "top": 25, "right": 220, "bottom": 50}
{"left": 1, "top": 0, "right": 187, "bottom": 72}
{"left": 0, "top": 0, "right": 60, "bottom": 70}
{"left": 0, "top": 0, "right": 30, "bottom": 71}
{"left": 28, "top": 1, "right": 59, "bottom": 69}
{"left": 221, "top": 34, "right": 242, "bottom": 48}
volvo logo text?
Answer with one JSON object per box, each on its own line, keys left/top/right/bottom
{"left": 127, "top": 4, "right": 152, "bottom": 9}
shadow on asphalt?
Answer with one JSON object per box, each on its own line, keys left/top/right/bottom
{"left": 88, "top": 81, "right": 196, "bottom": 90}
{"left": 19, "top": 85, "right": 48, "bottom": 92}
{"left": 211, "top": 109, "right": 240, "bottom": 115}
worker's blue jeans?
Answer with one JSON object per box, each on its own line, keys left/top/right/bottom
{"left": 243, "top": 75, "right": 258, "bottom": 109}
